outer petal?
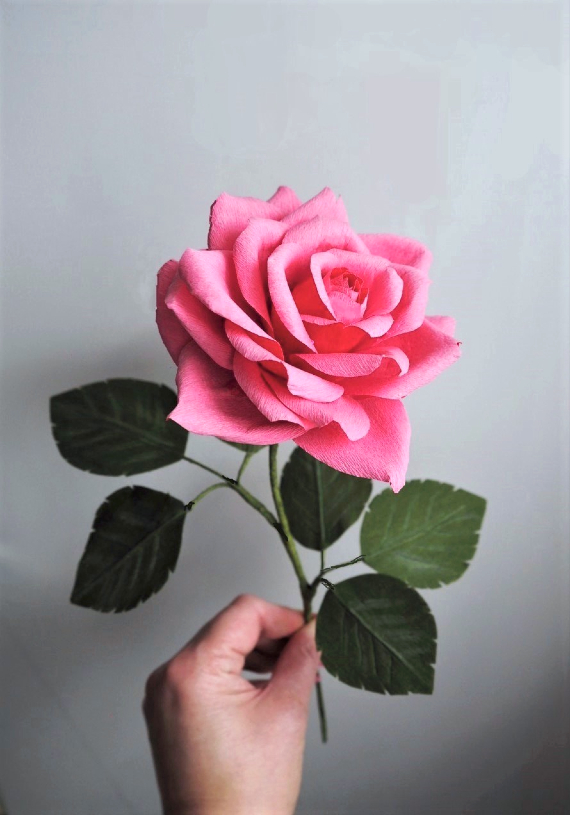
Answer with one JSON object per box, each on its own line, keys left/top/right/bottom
{"left": 208, "top": 186, "right": 301, "bottom": 250}
{"left": 426, "top": 315, "right": 456, "bottom": 336}
{"left": 360, "top": 233, "right": 432, "bottom": 274}
{"left": 266, "top": 373, "right": 370, "bottom": 442}
{"left": 282, "top": 216, "right": 370, "bottom": 256}
{"left": 345, "top": 320, "right": 460, "bottom": 399}
{"left": 165, "top": 275, "right": 234, "bottom": 369}
{"left": 281, "top": 187, "right": 349, "bottom": 226}
{"left": 233, "top": 218, "right": 288, "bottom": 326}
{"left": 156, "top": 260, "right": 190, "bottom": 363}
{"left": 169, "top": 342, "right": 304, "bottom": 444}
{"left": 179, "top": 248, "right": 271, "bottom": 341}
{"left": 268, "top": 185, "right": 303, "bottom": 212}
{"left": 295, "top": 397, "right": 411, "bottom": 492}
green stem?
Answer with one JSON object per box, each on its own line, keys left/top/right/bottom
{"left": 315, "top": 679, "right": 328, "bottom": 742}
{"left": 268, "top": 445, "right": 328, "bottom": 743}
{"left": 185, "top": 482, "right": 227, "bottom": 510}
{"left": 236, "top": 450, "right": 255, "bottom": 484}
{"left": 268, "top": 446, "right": 309, "bottom": 603}
{"left": 183, "top": 455, "right": 237, "bottom": 484}
{"left": 183, "top": 456, "right": 281, "bottom": 531}
{"left": 310, "top": 555, "right": 365, "bottom": 591}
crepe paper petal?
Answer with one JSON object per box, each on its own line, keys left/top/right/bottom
{"left": 291, "top": 352, "right": 387, "bottom": 378}
{"left": 365, "top": 319, "right": 461, "bottom": 399}
{"left": 291, "top": 268, "right": 335, "bottom": 322}
{"left": 383, "top": 265, "right": 431, "bottom": 339}
{"left": 233, "top": 354, "right": 312, "bottom": 428}
{"left": 164, "top": 275, "right": 234, "bottom": 370}
{"left": 281, "top": 187, "right": 349, "bottom": 227}
{"left": 225, "top": 322, "right": 344, "bottom": 403}
{"left": 268, "top": 185, "right": 303, "bottom": 212}
{"left": 179, "top": 248, "right": 273, "bottom": 342}
{"left": 266, "top": 373, "right": 370, "bottom": 442}
{"left": 296, "top": 397, "right": 411, "bottom": 491}
{"left": 304, "top": 321, "right": 370, "bottom": 354}
{"left": 208, "top": 186, "right": 301, "bottom": 250}
{"left": 224, "top": 320, "right": 284, "bottom": 362}
{"left": 425, "top": 315, "right": 456, "bottom": 336}
{"left": 156, "top": 260, "right": 190, "bottom": 364}
{"left": 233, "top": 218, "right": 288, "bottom": 327}
{"left": 267, "top": 243, "right": 317, "bottom": 350}
{"left": 312, "top": 249, "right": 404, "bottom": 316}
{"left": 169, "top": 342, "right": 303, "bottom": 444}
{"left": 360, "top": 233, "right": 432, "bottom": 274}
{"left": 353, "top": 314, "right": 394, "bottom": 338}
{"left": 283, "top": 216, "right": 369, "bottom": 256}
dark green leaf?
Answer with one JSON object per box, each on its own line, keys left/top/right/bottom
{"left": 219, "top": 440, "right": 265, "bottom": 454}
{"left": 281, "top": 448, "right": 371, "bottom": 550}
{"left": 50, "top": 379, "right": 188, "bottom": 476}
{"left": 316, "top": 574, "right": 436, "bottom": 694}
{"left": 71, "top": 486, "right": 187, "bottom": 613}
{"left": 361, "top": 480, "right": 486, "bottom": 588}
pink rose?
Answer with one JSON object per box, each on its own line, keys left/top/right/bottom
{"left": 156, "top": 187, "right": 460, "bottom": 491}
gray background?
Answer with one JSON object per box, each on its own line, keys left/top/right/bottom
{"left": 1, "top": 2, "right": 569, "bottom": 813}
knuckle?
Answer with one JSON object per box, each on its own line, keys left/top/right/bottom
{"left": 232, "top": 592, "right": 257, "bottom": 609}
{"left": 162, "top": 656, "right": 190, "bottom": 691}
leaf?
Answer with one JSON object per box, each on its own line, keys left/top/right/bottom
{"left": 220, "top": 440, "right": 266, "bottom": 454}
{"left": 50, "top": 379, "right": 188, "bottom": 476}
{"left": 316, "top": 574, "right": 436, "bottom": 694}
{"left": 280, "top": 448, "right": 372, "bottom": 551}
{"left": 361, "top": 480, "right": 486, "bottom": 588}
{"left": 71, "top": 486, "right": 187, "bottom": 613}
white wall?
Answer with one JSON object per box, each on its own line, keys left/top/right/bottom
{"left": 1, "top": 2, "right": 568, "bottom": 813}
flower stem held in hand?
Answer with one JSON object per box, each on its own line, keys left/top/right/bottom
{"left": 269, "top": 445, "right": 328, "bottom": 743}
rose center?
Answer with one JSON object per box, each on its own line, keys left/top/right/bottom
{"left": 324, "top": 266, "right": 369, "bottom": 324}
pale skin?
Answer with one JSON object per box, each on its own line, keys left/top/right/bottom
{"left": 142, "top": 594, "right": 321, "bottom": 815}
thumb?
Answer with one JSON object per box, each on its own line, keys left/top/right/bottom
{"left": 268, "top": 618, "right": 320, "bottom": 710}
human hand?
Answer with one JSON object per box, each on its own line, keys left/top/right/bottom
{"left": 142, "top": 594, "right": 321, "bottom": 815}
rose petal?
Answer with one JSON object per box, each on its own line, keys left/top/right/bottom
{"left": 426, "top": 315, "right": 456, "bottom": 337}
{"left": 233, "top": 354, "right": 312, "bottom": 428}
{"left": 360, "top": 233, "right": 432, "bottom": 274}
{"left": 208, "top": 186, "right": 301, "bottom": 250}
{"left": 291, "top": 352, "right": 386, "bottom": 378}
{"left": 383, "top": 264, "right": 431, "bottom": 338}
{"left": 345, "top": 320, "right": 460, "bottom": 399}
{"left": 268, "top": 185, "right": 303, "bottom": 212}
{"left": 311, "top": 249, "right": 404, "bottom": 316}
{"left": 267, "top": 243, "right": 316, "bottom": 350}
{"left": 156, "top": 260, "right": 190, "bottom": 363}
{"left": 233, "top": 218, "right": 288, "bottom": 327}
{"left": 164, "top": 275, "right": 234, "bottom": 369}
{"left": 266, "top": 373, "right": 370, "bottom": 441}
{"left": 304, "top": 321, "right": 369, "bottom": 353}
{"left": 179, "top": 248, "right": 271, "bottom": 341}
{"left": 169, "top": 342, "right": 303, "bottom": 444}
{"left": 225, "top": 322, "right": 344, "bottom": 402}
{"left": 353, "top": 314, "right": 394, "bottom": 338}
{"left": 281, "top": 187, "right": 349, "bottom": 227}
{"left": 295, "top": 397, "right": 411, "bottom": 491}
{"left": 282, "top": 216, "right": 369, "bottom": 255}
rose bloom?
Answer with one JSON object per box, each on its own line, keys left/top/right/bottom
{"left": 156, "top": 187, "right": 460, "bottom": 491}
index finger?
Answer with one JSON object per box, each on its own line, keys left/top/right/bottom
{"left": 174, "top": 594, "right": 305, "bottom": 677}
